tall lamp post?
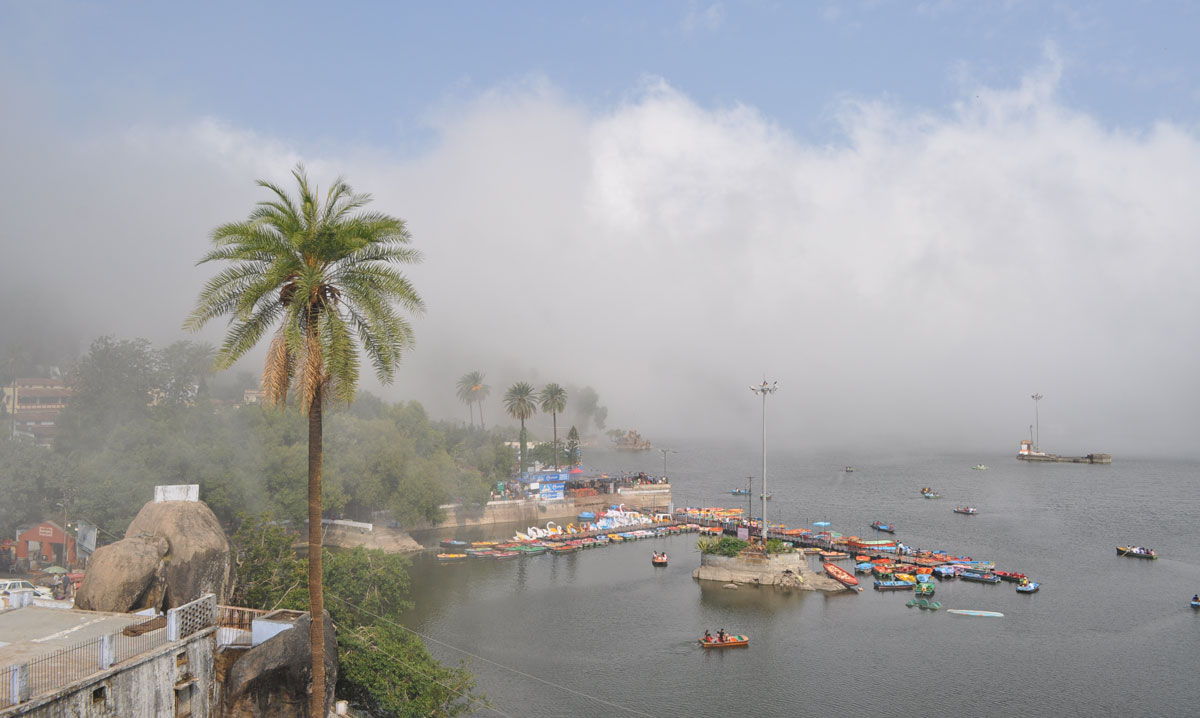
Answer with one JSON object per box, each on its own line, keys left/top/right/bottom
{"left": 750, "top": 380, "right": 778, "bottom": 543}
{"left": 1031, "top": 393, "right": 1043, "bottom": 451}
{"left": 658, "top": 448, "right": 676, "bottom": 480}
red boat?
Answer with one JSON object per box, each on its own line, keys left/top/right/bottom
{"left": 823, "top": 562, "right": 860, "bottom": 588}
{"left": 700, "top": 634, "right": 749, "bottom": 648}
{"left": 651, "top": 552, "right": 668, "bottom": 567}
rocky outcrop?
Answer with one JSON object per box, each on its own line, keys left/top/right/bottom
{"left": 75, "top": 499, "right": 234, "bottom": 612}
{"left": 74, "top": 535, "right": 169, "bottom": 612}
{"left": 125, "top": 500, "right": 234, "bottom": 608}
{"left": 223, "top": 612, "right": 338, "bottom": 718}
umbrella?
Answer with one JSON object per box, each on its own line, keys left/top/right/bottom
{"left": 44, "top": 566, "right": 67, "bottom": 574}
{"left": 569, "top": 468, "right": 584, "bottom": 474}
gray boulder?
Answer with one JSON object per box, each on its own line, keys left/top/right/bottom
{"left": 223, "top": 612, "right": 338, "bottom": 718}
{"left": 74, "top": 535, "right": 169, "bottom": 612}
{"left": 125, "top": 500, "right": 234, "bottom": 608}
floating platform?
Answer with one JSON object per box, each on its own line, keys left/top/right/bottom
{"left": 1017, "top": 452, "right": 1111, "bottom": 464}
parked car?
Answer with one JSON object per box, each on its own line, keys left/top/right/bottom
{"left": 0, "top": 579, "right": 53, "bottom": 598}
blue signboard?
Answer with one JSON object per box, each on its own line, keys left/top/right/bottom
{"left": 540, "top": 482, "right": 565, "bottom": 500}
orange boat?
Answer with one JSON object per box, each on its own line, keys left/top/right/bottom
{"left": 823, "top": 562, "right": 860, "bottom": 588}
{"left": 700, "top": 634, "right": 749, "bottom": 648}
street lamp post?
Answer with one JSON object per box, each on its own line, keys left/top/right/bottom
{"left": 1031, "top": 393, "right": 1043, "bottom": 451}
{"left": 745, "top": 476, "right": 753, "bottom": 518}
{"left": 658, "top": 448, "right": 676, "bottom": 480}
{"left": 750, "top": 380, "right": 778, "bottom": 543}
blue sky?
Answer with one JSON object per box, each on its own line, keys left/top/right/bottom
{"left": 7, "top": 2, "right": 1198, "bottom": 150}
{"left": 3, "top": 2, "right": 1200, "bottom": 453}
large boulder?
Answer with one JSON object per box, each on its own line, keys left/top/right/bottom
{"left": 125, "top": 500, "right": 234, "bottom": 608}
{"left": 74, "top": 535, "right": 169, "bottom": 612}
{"left": 223, "top": 612, "right": 338, "bottom": 718}
{"left": 75, "top": 499, "right": 234, "bottom": 613}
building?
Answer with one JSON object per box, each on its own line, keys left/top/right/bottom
{"left": 0, "top": 596, "right": 218, "bottom": 717}
{"left": 13, "top": 522, "right": 79, "bottom": 570}
{"left": 2, "top": 379, "right": 71, "bottom": 447}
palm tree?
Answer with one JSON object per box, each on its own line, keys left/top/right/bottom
{"left": 185, "top": 165, "right": 423, "bottom": 717}
{"left": 538, "top": 383, "right": 568, "bottom": 469}
{"left": 455, "top": 372, "right": 477, "bottom": 427}
{"left": 503, "top": 382, "right": 537, "bottom": 472}
{"left": 457, "top": 370, "right": 489, "bottom": 430}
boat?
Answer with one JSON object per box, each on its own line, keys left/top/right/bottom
{"left": 870, "top": 521, "right": 895, "bottom": 533}
{"left": 960, "top": 571, "right": 1002, "bottom": 584}
{"left": 436, "top": 553, "right": 467, "bottom": 563}
{"left": 760, "top": 493, "right": 772, "bottom": 500}
{"left": 972, "top": 464, "right": 988, "bottom": 470}
{"left": 915, "top": 583, "right": 935, "bottom": 596}
{"left": 947, "top": 609, "right": 1004, "bottom": 617}
{"left": 731, "top": 488, "right": 750, "bottom": 495}
{"left": 922, "top": 491, "right": 942, "bottom": 499}
{"left": 994, "top": 570, "right": 1027, "bottom": 583}
{"left": 823, "top": 562, "right": 859, "bottom": 588}
{"left": 700, "top": 634, "right": 749, "bottom": 648}
{"left": 492, "top": 551, "right": 521, "bottom": 560}
{"left": 855, "top": 562, "right": 875, "bottom": 574}
{"left": 874, "top": 580, "right": 916, "bottom": 591}
{"left": 844, "top": 466, "right": 855, "bottom": 473}
{"left": 1116, "top": 546, "right": 1157, "bottom": 559}
{"left": 818, "top": 551, "right": 850, "bottom": 561}
{"left": 651, "top": 552, "right": 668, "bottom": 567}
{"left": 439, "top": 539, "right": 469, "bottom": 550}
{"left": 954, "top": 507, "right": 978, "bottom": 515}
{"left": 1015, "top": 581, "right": 1040, "bottom": 593}
{"left": 1191, "top": 599, "right": 1200, "bottom": 609}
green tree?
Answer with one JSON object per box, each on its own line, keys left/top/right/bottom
{"left": 156, "top": 340, "right": 216, "bottom": 406}
{"left": 565, "top": 426, "right": 581, "bottom": 468}
{"left": 502, "top": 382, "right": 537, "bottom": 473}
{"left": 185, "top": 165, "right": 424, "bottom": 715}
{"left": 537, "top": 383, "right": 567, "bottom": 470}
{"left": 454, "top": 371, "right": 488, "bottom": 429}
{"left": 56, "top": 336, "right": 159, "bottom": 453}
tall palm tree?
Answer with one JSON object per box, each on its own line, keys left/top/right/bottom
{"left": 455, "top": 372, "right": 477, "bottom": 427}
{"left": 538, "top": 383, "right": 568, "bottom": 469}
{"left": 503, "top": 382, "right": 537, "bottom": 472}
{"left": 470, "top": 373, "right": 491, "bottom": 430}
{"left": 185, "top": 165, "right": 423, "bottom": 717}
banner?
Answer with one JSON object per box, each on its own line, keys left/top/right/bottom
{"left": 539, "top": 482, "right": 565, "bottom": 500}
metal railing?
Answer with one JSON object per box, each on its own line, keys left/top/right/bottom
{"left": 1, "top": 593, "right": 216, "bottom": 708}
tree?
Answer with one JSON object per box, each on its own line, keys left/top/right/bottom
{"left": 157, "top": 340, "right": 216, "bottom": 406}
{"left": 185, "top": 165, "right": 424, "bottom": 716}
{"left": 454, "top": 373, "right": 477, "bottom": 427}
{"left": 565, "top": 426, "right": 581, "bottom": 468}
{"left": 537, "top": 383, "right": 567, "bottom": 469}
{"left": 56, "top": 336, "right": 159, "bottom": 453}
{"left": 502, "top": 382, "right": 537, "bottom": 472}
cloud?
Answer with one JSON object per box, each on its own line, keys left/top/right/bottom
{"left": 681, "top": 2, "right": 725, "bottom": 33}
{"left": 3, "top": 59, "right": 1198, "bottom": 457}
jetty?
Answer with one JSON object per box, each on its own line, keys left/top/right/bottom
{"left": 1017, "top": 440, "right": 1111, "bottom": 464}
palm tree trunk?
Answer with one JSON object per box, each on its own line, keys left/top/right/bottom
{"left": 478, "top": 399, "right": 485, "bottom": 430}
{"left": 519, "top": 419, "right": 526, "bottom": 472}
{"left": 308, "top": 390, "right": 326, "bottom": 718}
{"left": 552, "top": 412, "right": 559, "bottom": 470}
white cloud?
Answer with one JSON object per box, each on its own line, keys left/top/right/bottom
{"left": 681, "top": 2, "right": 725, "bottom": 32}
{"left": 4, "top": 59, "right": 1199, "bottom": 456}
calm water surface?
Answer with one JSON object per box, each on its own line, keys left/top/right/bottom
{"left": 404, "top": 443, "right": 1200, "bottom": 717}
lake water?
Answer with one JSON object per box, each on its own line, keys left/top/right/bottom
{"left": 403, "top": 442, "right": 1200, "bottom": 717}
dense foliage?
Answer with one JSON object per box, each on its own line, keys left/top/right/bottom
{"left": 231, "top": 517, "right": 479, "bottom": 717}
{"left": 0, "top": 336, "right": 514, "bottom": 541}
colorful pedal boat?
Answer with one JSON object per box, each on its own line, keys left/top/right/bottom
{"left": 436, "top": 553, "right": 467, "bottom": 563}
{"left": 700, "top": 634, "right": 749, "bottom": 648}
{"left": 1015, "top": 581, "right": 1040, "bottom": 593}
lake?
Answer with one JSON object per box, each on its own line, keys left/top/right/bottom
{"left": 403, "top": 442, "right": 1200, "bottom": 717}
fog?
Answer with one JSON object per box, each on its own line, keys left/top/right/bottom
{"left": 3, "top": 58, "right": 1198, "bottom": 458}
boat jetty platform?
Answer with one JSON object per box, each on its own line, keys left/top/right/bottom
{"left": 1018, "top": 439, "right": 1111, "bottom": 464}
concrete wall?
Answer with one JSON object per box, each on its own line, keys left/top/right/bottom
{"left": 3, "top": 629, "right": 216, "bottom": 718}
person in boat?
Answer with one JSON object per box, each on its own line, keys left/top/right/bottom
{"left": 717, "top": 628, "right": 727, "bottom": 642}
{"left": 1020, "top": 577, "right": 1029, "bottom": 587}
{"left": 704, "top": 629, "right": 713, "bottom": 642}
{"left": 1192, "top": 594, "right": 1198, "bottom": 603}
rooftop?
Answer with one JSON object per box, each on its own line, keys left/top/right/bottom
{"left": 0, "top": 606, "right": 144, "bottom": 669}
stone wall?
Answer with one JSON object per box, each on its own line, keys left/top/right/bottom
{"left": 693, "top": 551, "right": 838, "bottom": 590}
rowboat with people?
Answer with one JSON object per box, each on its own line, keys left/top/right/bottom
{"left": 651, "top": 551, "right": 668, "bottom": 567}
{"left": 954, "top": 506, "right": 978, "bottom": 515}
{"left": 870, "top": 521, "right": 896, "bottom": 533}
{"left": 700, "top": 631, "right": 749, "bottom": 648}
{"left": 1116, "top": 546, "right": 1157, "bottom": 559}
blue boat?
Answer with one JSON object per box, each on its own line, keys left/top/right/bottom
{"left": 933, "top": 565, "right": 961, "bottom": 579}
{"left": 1016, "top": 581, "right": 1040, "bottom": 593}
{"left": 961, "top": 570, "right": 1002, "bottom": 584}
{"left": 731, "top": 488, "right": 751, "bottom": 495}
{"left": 855, "top": 562, "right": 875, "bottom": 574}
{"left": 439, "top": 539, "right": 470, "bottom": 550}
{"left": 870, "top": 521, "right": 896, "bottom": 533}
{"left": 874, "top": 580, "right": 916, "bottom": 591}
